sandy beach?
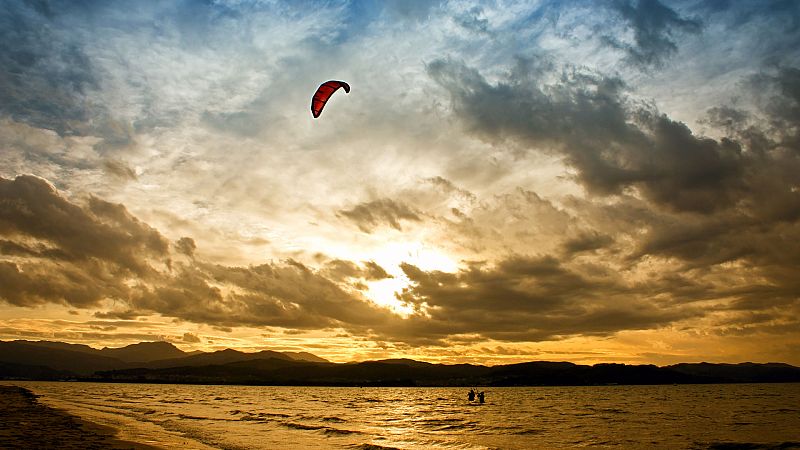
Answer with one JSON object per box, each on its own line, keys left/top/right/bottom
{"left": 0, "top": 385, "right": 159, "bottom": 450}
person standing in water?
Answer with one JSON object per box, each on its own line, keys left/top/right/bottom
{"left": 478, "top": 391, "right": 485, "bottom": 403}
{"left": 468, "top": 389, "right": 475, "bottom": 402}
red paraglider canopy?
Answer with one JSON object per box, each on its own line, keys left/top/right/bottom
{"left": 311, "top": 80, "right": 350, "bottom": 118}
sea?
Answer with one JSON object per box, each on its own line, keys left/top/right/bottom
{"left": 10, "top": 381, "right": 800, "bottom": 449}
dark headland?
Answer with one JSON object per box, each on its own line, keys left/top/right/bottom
{"left": 2, "top": 340, "right": 799, "bottom": 387}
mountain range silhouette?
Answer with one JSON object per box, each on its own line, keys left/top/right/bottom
{"left": 2, "top": 340, "right": 799, "bottom": 386}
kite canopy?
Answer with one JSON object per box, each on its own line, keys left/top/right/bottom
{"left": 311, "top": 80, "right": 350, "bottom": 118}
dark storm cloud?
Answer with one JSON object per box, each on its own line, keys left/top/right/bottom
{"left": 704, "top": 106, "right": 750, "bottom": 134}
{"left": 196, "top": 262, "right": 393, "bottom": 330}
{"left": 563, "top": 187, "right": 800, "bottom": 323}
{"left": 0, "top": 175, "right": 169, "bottom": 275}
{"left": 425, "top": 176, "right": 477, "bottom": 203}
{"left": 0, "top": 174, "right": 395, "bottom": 333}
{"left": 636, "top": 65, "right": 800, "bottom": 318}
{"left": 1, "top": 172, "right": 792, "bottom": 346}
{"left": 388, "top": 255, "right": 695, "bottom": 343}
{"left": 0, "top": 173, "right": 703, "bottom": 344}
{"left": 752, "top": 67, "right": 800, "bottom": 148}
{"left": 429, "top": 56, "right": 800, "bottom": 340}
{"left": 362, "top": 261, "right": 392, "bottom": 280}
{"left": 174, "top": 237, "right": 196, "bottom": 257}
{"left": 603, "top": 0, "right": 701, "bottom": 68}
{"left": 561, "top": 231, "right": 614, "bottom": 256}
{"left": 116, "top": 259, "right": 394, "bottom": 332}
{"left": 0, "top": 260, "right": 120, "bottom": 308}
{"left": 323, "top": 259, "right": 392, "bottom": 282}
{"left": 339, "top": 198, "right": 422, "bottom": 233}
{"left": 428, "top": 57, "right": 748, "bottom": 213}
{"left": 0, "top": 174, "right": 169, "bottom": 308}
{"left": 182, "top": 332, "right": 201, "bottom": 343}
{"left": 323, "top": 259, "right": 364, "bottom": 280}
{"left": 155, "top": 257, "right": 395, "bottom": 331}
{"left": 103, "top": 160, "right": 137, "bottom": 181}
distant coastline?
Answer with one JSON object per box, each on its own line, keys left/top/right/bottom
{"left": 2, "top": 340, "right": 800, "bottom": 387}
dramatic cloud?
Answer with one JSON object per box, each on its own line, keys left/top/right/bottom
{"left": 392, "top": 255, "right": 696, "bottom": 343}
{"left": 604, "top": 0, "right": 701, "bottom": 68}
{"left": 0, "top": 175, "right": 394, "bottom": 333}
{"left": 1, "top": 1, "right": 798, "bottom": 363}
{"left": 0, "top": 175, "right": 164, "bottom": 306}
{"left": 174, "top": 237, "right": 196, "bottom": 257}
{"left": 323, "top": 259, "right": 392, "bottom": 282}
{"left": 0, "top": 1, "right": 98, "bottom": 134}
{"left": 428, "top": 57, "right": 754, "bottom": 213}
{"left": 339, "top": 199, "right": 422, "bottom": 233}
{"left": 182, "top": 332, "right": 201, "bottom": 343}
{"left": 0, "top": 172, "right": 763, "bottom": 348}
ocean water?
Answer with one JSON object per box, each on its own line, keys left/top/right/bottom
{"left": 11, "top": 381, "right": 800, "bottom": 449}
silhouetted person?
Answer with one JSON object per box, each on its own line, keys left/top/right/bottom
{"left": 468, "top": 389, "right": 475, "bottom": 402}
{"left": 478, "top": 391, "right": 484, "bottom": 403}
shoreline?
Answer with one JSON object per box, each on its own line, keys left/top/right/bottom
{"left": 0, "top": 385, "right": 161, "bottom": 449}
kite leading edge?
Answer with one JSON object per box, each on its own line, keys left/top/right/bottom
{"left": 311, "top": 80, "right": 350, "bottom": 118}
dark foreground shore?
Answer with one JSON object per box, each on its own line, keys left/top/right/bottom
{"left": 0, "top": 385, "right": 159, "bottom": 449}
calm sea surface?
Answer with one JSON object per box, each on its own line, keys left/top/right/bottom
{"left": 10, "top": 381, "right": 800, "bottom": 449}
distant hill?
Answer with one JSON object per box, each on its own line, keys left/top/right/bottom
{"left": 6, "top": 340, "right": 186, "bottom": 363}
{"left": 4, "top": 340, "right": 186, "bottom": 362}
{"left": 93, "top": 359, "right": 800, "bottom": 387}
{"left": 99, "top": 341, "right": 187, "bottom": 363}
{"left": 141, "top": 348, "right": 294, "bottom": 369}
{"left": 282, "top": 351, "right": 329, "bottom": 363}
{"left": 12, "top": 340, "right": 100, "bottom": 355}
{"left": 0, "top": 340, "right": 329, "bottom": 375}
{"left": 2, "top": 340, "right": 798, "bottom": 386}
{"left": 667, "top": 362, "right": 800, "bottom": 383}
{"left": 0, "top": 341, "right": 129, "bottom": 375}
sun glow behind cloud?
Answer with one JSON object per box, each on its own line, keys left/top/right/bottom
{"left": 363, "top": 241, "right": 459, "bottom": 315}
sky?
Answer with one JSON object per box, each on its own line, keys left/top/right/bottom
{"left": 1, "top": 0, "right": 799, "bottom": 366}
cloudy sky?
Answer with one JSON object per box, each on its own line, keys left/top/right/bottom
{"left": 1, "top": 0, "right": 799, "bottom": 365}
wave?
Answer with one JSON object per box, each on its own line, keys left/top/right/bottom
{"left": 321, "top": 416, "right": 347, "bottom": 423}
{"left": 433, "top": 423, "right": 479, "bottom": 431}
{"left": 236, "top": 411, "right": 293, "bottom": 423}
{"left": 323, "top": 427, "right": 362, "bottom": 436}
{"left": 257, "top": 412, "right": 291, "bottom": 418}
{"left": 587, "top": 407, "right": 630, "bottom": 414}
{"left": 283, "top": 422, "right": 324, "bottom": 431}
{"left": 349, "top": 444, "right": 402, "bottom": 450}
{"left": 513, "top": 429, "right": 544, "bottom": 435}
{"left": 177, "top": 413, "right": 210, "bottom": 420}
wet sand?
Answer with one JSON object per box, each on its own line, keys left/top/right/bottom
{"left": 0, "top": 385, "right": 160, "bottom": 449}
